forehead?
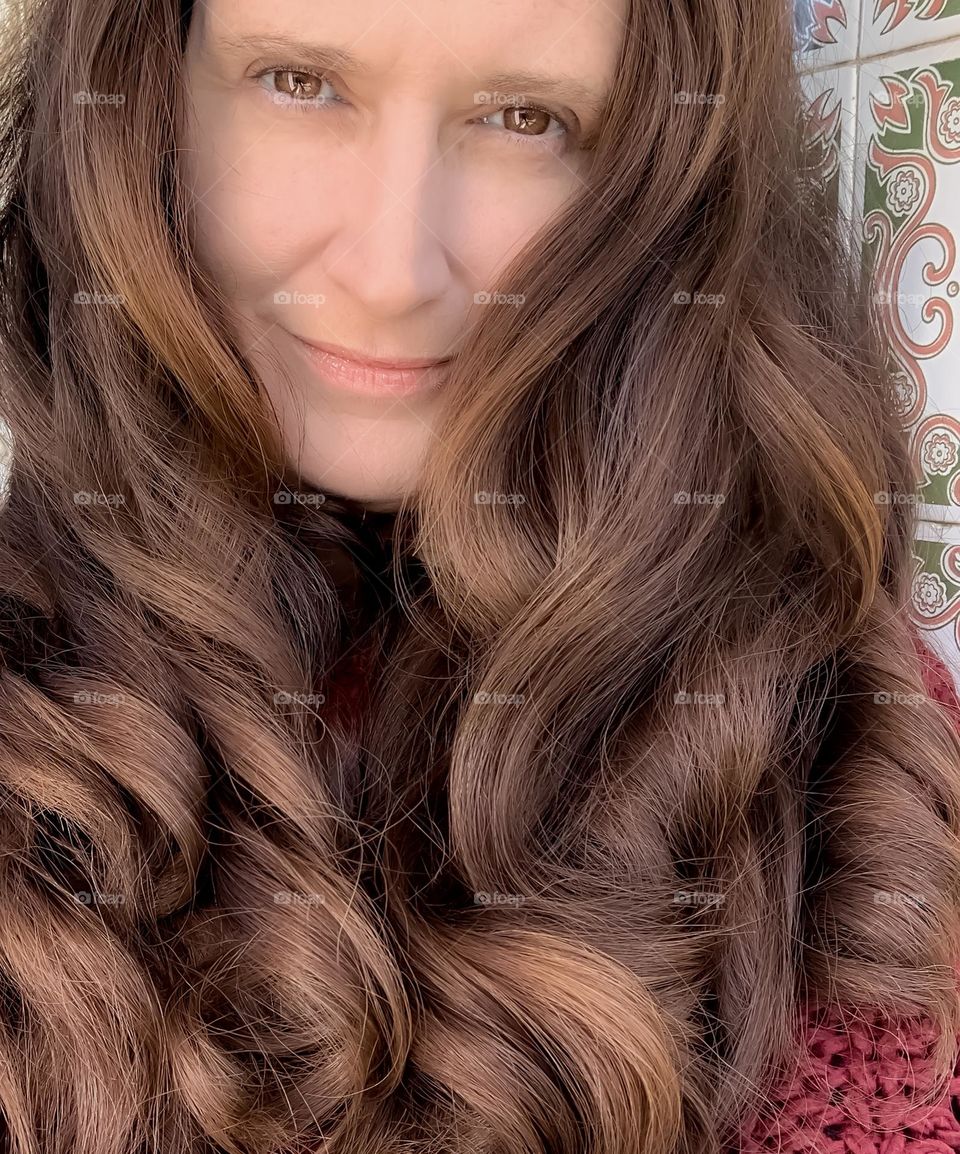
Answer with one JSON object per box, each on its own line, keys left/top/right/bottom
{"left": 192, "top": 0, "right": 627, "bottom": 94}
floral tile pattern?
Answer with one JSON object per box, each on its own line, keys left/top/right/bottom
{"left": 915, "top": 411, "right": 960, "bottom": 516}
{"left": 795, "top": 0, "right": 860, "bottom": 68}
{"left": 913, "top": 521, "right": 960, "bottom": 655}
{"left": 796, "top": 2, "right": 960, "bottom": 671}
{"left": 799, "top": 64, "right": 860, "bottom": 231}
{"left": 854, "top": 41, "right": 960, "bottom": 514}
{"left": 860, "top": 0, "right": 960, "bottom": 61}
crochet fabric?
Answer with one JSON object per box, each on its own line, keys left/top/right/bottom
{"left": 738, "top": 633, "right": 960, "bottom": 1152}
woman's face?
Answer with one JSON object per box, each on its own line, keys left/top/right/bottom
{"left": 179, "top": 0, "right": 623, "bottom": 510}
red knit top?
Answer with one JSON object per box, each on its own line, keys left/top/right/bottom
{"left": 326, "top": 629, "right": 960, "bottom": 1151}
{"left": 738, "top": 632, "right": 960, "bottom": 1153}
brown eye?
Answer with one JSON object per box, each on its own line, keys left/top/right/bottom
{"left": 472, "top": 103, "right": 573, "bottom": 150}
{"left": 502, "top": 106, "right": 554, "bottom": 136}
{"left": 270, "top": 69, "right": 329, "bottom": 102}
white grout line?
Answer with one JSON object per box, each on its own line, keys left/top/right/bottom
{"left": 918, "top": 504, "right": 960, "bottom": 526}
{"left": 795, "top": 31, "right": 960, "bottom": 76}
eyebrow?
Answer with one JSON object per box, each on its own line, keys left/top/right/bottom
{"left": 215, "top": 33, "right": 611, "bottom": 120}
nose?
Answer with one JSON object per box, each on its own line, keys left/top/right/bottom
{"left": 321, "top": 116, "right": 454, "bottom": 320}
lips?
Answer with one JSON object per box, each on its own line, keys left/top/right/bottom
{"left": 298, "top": 337, "right": 453, "bottom": 370}
{"left": 289, "top": 333, "right": 452, "bottom": 399}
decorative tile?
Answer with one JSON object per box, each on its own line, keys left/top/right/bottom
{"left": 854, "top": 39, "right": 960, "bottom": 511}
{"left": 795, "top": 0, "right": 860, "bottom": 69}
{"left": 912, "top": 522, "right": 960, "bottom": 670}
{"left": 799, "top": 64, "right": 860, "bottom": 234}
{"left": 914, "top": 411, "right": 960, "bottom": 509}
{"left": 861, "top": 0, "right": 960, "bottom": 62}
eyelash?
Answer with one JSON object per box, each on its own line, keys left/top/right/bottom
{"left": 252, "top": 65, "right": 577, "bottom": 153}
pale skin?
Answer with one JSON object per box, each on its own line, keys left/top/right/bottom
{"left": 178, "top": 0, "right": 625, "bottom": 510}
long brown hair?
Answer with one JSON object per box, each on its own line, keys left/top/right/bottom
{"left": 0, "top": 0, "right": 958, "bottom": 1150}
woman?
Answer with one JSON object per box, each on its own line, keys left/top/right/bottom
{"left": 0, "top": 0, "right": 958, "bottom": 1150}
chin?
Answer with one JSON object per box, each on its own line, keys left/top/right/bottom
{"left": 305, "top": 468, "right": 410, "bottom": 513}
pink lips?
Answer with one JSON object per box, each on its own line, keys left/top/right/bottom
{"left": 290, "top": 333, "right": 452, "bottom": 398}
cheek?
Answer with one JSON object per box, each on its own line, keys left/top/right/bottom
{"left": 183, "top": 120, "right": 340, "bottom": 293}
{"left": 452, "top": 172, "right": 579, "bottom": 296}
